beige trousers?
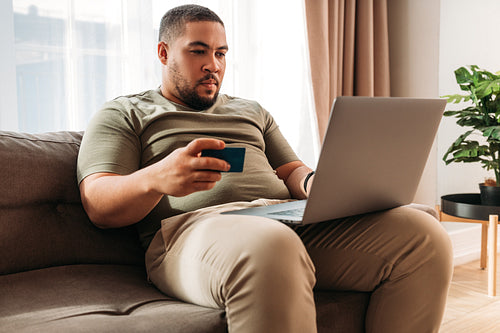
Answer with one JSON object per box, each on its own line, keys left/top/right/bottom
{"left": 145, "top": 199, "right": 453, "bottom": 333}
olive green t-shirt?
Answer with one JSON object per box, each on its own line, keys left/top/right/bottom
{"left": 77, "top": 88, "right": 299, "bottom": 249}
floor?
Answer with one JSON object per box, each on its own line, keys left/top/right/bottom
{"left": 440, "top": 257, "right": 500, "bottom": 332}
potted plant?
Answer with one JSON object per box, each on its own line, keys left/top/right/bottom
{"left": 442, "top": 65, "right": 500, "bottom": 205}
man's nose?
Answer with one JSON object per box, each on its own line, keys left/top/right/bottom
{"left": 203, "top": 53, "right": 221, "bottom": 73}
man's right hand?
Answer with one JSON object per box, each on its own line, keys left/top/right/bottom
{"left": 146, "top": 138, "right": 231, "bottom": 197}
{"left": 79, "top": 138, "right": 230, "bottom": 228}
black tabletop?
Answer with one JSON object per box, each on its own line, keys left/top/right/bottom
{"left": 441, "top": 193, "right": 500, "bottom": 221}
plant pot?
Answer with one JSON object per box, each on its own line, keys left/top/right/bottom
{"left": 479, "top": 183, "right": 500, "bottom": 206}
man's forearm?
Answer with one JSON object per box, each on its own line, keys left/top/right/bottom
{"left": 277, "top": 162, "right": 314, "bottom": 200}
{"left": 288, "top": 166, "right": 314, "bottom": 199}
{"left": 79, "top": 170, "right": 164, "bottom": 228}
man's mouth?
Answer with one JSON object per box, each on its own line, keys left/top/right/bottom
{"left": 198, "top": 75, "right": 219, "bottom": 89}
{"left": 201, "top": 80, "right": 217, "bottom": 87}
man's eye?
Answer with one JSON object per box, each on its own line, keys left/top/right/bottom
{"left": 190, "top": 50, "right": 205, "bottom": 55}
{"left": 216, "top": 52, "right": 226, "bottom": 58}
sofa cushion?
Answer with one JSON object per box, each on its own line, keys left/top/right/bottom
{"left": 0, "top": 264, "right": 227, "bottom": 333}
{"left": 0, "top": 131, "right": 144, "bottom": 274}
{"left": 0, "top": 264, "right": 369, "bottom": 332}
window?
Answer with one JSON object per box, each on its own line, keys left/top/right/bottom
{"left": 10, "top": 0, "right": 156, "bottom": 132}
{"left": 3, "top": 0, "right": 318, "bottom": 165}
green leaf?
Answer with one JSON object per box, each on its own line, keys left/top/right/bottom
{"left": 483, "top": 126, "right": 500, "bottom": 140}
{"left": 455, "top": 67, "right": 473, "bottom": 86}
{"left": 451, "top": 130, "right": 474, "bottom": 147}
{"left": 454, "top": 148, "right": 477, "bottom": 158}
{"left": 470, "top": 65, "right": 480, "bottom": 72}
{"left": 476, "top": 79, "right": 500, "bottom": 98}
{"left": 441, "top": 94, "right": 470, "bottom": 104}
{"left": 443, "top": 107, "right": 481, "bottom": 118}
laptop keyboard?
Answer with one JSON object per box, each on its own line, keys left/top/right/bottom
{"left": 269, "top": 207, "right": 305, "bottom": 217}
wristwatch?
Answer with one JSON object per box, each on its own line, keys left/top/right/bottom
{"left": 303, "top": 171, "right": 315, "bottom": 193}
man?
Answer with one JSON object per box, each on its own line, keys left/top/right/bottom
{"left": 78, "top": 4, "right": 453, "bottom": 333}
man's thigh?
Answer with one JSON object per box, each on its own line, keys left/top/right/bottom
{"left": 145, "top": 200, "right": 314, "bottom": 308}
{"left": 294, "top": 206, "right": 449, "bottom": 291}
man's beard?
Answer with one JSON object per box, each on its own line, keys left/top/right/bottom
{"left": 169, "top": 64, "right": 220, "bottom": 110}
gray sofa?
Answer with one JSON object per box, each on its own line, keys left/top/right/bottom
{"left": 0, "top": 131, "right": 370, "bottom": 332}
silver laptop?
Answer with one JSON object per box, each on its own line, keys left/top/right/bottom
{"left": 222, "top": 96, "right": 446, "bottom": 225}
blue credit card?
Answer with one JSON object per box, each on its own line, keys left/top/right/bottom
{"left": 201, "top": 147, "right": 245, "bottom": 172}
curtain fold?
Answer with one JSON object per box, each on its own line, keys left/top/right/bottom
{"left": 305, "top": 0, "right": 390, "bottom": 140}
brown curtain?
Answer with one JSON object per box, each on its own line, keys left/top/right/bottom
{"left": 305, "top": 0, "right": 391, "bottom": 140}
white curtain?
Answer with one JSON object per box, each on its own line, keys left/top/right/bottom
{"left": 2, "top": 0, "right": 318, "bottom": 166}
{"left": 4, "top": 0, "right": 157, "bottom": 133}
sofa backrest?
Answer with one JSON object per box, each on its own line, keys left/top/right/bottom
{"left": 0, "top": 131, "right": 144, "bottom": 275}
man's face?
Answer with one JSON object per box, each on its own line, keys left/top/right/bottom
{"left": 160, "top": 21, "right": 228, "bottom": 110}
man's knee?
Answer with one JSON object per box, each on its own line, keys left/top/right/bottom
{"left": 399, "top": 206, "right": 452, "bottom": 257}
{"left": 388, "top": 206, "right": 453, "bottom": 281}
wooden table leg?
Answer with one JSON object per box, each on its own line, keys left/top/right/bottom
{"left": 481, "top": 222, "right": 488, "bottom": 269}
{"left": 488, "top": 214, "right": 498, "bottom": 297}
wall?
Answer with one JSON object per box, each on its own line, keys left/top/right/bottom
{"left": 387, "top": 0, "right": 441, "bottom": 207}
{"left": 437, "top": 0, "right": 500, "bottom": 198}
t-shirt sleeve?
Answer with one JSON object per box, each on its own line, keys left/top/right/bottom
{"left": 262, "top": 110, "right": 300, "bottom": 169}
{"left": 77, "top": 101, "right": 141, "bottom": 184}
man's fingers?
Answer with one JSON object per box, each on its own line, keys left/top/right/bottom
{"left": 181, "top": 171, "right": 221, "bottom": 194}
{"left": 192, "top": 170, "right": 223, "bottom": 182}
{"left": 184, "top": 139, "right": 231, "bottom": 171}
{"left": 191, "top": 180, "right": 218, "bottom": 192}
{"left": 186, "top": 138, "right": 225, "bottom": 156}
{"left": 192, "top": 156, "right": 230, "bottom": 172}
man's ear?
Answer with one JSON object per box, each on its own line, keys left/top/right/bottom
{"left": 158, "top": 41, "right": 168, "bottom": 65}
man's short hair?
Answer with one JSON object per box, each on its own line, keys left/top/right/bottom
{"left": 159, "top": 4, "right": 224, "bottom": 43}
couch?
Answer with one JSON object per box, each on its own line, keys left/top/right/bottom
{"left": 0, "top": 131, "right": 370, "bottom": 332}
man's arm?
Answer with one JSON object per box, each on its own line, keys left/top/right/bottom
{"left": 79, "top": 138, "right": 230, "bottom": 228}
{"left": 275, "top": 161, "right": 314, "bottom": 200}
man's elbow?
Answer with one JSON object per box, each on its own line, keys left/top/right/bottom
{"left": 81, "top": 196, "right": 139, "bottom": 229}
{"left": 81, "top": 201, "right": 115, "bottom": 229}
{"left": 90, "top": 218, "right": 115, "bottom": 229}
{"left": 79, "top": 175, "right": 120, "bottom": 228}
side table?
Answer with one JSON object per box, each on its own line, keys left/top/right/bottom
{"left": 440, "top": 193, "right": 499, "bottom": 297}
